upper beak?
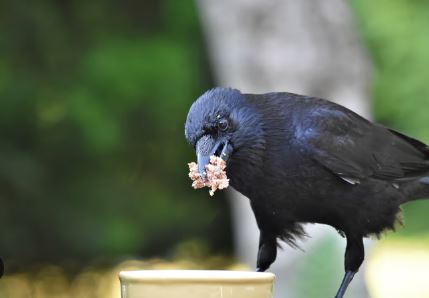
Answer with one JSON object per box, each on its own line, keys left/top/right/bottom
{"left": 196, "top": 135, "right": 233, "bottom": 177}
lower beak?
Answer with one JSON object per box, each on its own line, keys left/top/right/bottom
{"left": 196, "top": 135, "right": 232, "bottom": 177}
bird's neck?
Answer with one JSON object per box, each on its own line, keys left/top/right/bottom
{"left": 227, "top": 93, "right": 302, "bottom": 199}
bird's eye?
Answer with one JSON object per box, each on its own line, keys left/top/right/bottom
{"left": 217, "top": 118, "right": 229, "bottom": 131}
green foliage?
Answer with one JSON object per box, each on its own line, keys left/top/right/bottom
{"left": 350, "top": 0, "right": 429, "bottom": 236}
{"left": 0, "top": 0, "right": 231, "bottom": 266}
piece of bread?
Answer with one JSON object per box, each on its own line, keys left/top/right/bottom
{"left": 188, "top": 156, "right": 229, "bottom": 196}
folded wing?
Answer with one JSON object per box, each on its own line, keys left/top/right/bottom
{"left": 295, "top": 101, "right": 429, "bottom": 184}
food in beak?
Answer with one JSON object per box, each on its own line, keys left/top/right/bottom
{"left": 188, "top": 156, "right": 229, "bottom": 196}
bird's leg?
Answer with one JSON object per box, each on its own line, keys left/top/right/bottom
{"left": 335, "top": 271, "right": 355, "bottom": 298}
{"left": 334, "top": 234, "right": 364, "bottom": 298}
{"left": 256, "top": 231, "right": 277, "bottom": 272}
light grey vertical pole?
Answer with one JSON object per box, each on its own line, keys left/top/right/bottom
{"left": 195, "top": 0, "right": 372, "bottom": 297}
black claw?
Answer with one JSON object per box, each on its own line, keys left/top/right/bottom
{"left": 256, "top": 233, "right": 277, "bottom": 272}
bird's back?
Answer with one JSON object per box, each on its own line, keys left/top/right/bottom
{"left": 256, "top": 92, "right": 429, "bottom": 186}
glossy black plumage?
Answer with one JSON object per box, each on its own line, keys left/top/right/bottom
{"left": 184, "top": 87, "right": 429, "bottom": 297}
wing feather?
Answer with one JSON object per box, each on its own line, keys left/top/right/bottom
{"left": 295, "top": 101, "right": 429, "bottom": 183}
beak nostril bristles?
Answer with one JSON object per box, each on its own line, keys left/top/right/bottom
{"left": 214, "top": 143, "right": 224, "bottom": 157}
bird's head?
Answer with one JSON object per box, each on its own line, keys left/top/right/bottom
{"left": 185, "top": 87, "right": 265, "bottom": 178}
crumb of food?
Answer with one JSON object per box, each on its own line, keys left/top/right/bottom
{"left": 188, "top": 156, "right": 229, "bottom": 196}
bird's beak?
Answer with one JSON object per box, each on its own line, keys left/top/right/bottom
{"left": 196, "top": 135, "right": 233, "bottom": 178}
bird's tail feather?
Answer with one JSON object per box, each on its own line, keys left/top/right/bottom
{"left": 421, "top": 176, "right": 429, "bottom": 198}
{"left": 421, "top": 177, "right": 429, "bottom": 185}
{"left": 409, "top": 177, "right": 429, "bottom": 201}
{"left": 403, "top": 177, "right": 429, "bottom": 203}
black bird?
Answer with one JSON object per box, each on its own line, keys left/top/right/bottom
{"left": 184, "top": 87, "right": 429, "bottom": 298}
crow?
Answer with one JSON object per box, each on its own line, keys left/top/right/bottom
{"left": 184, "top": 87, "right": 429, "bottom": 298}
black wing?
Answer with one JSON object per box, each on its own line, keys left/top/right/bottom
{"left": 294, "top": 101, "right": 429, "bottom": 184}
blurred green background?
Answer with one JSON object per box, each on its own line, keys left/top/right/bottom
{"left": 1, "top": 0, "right": 429, "bottom": 297}
{"left": 351, "top": 0, "right": 429, "bottom": 235}
{"left": 0, "top": 0, "right": 232, "bottom": 270}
